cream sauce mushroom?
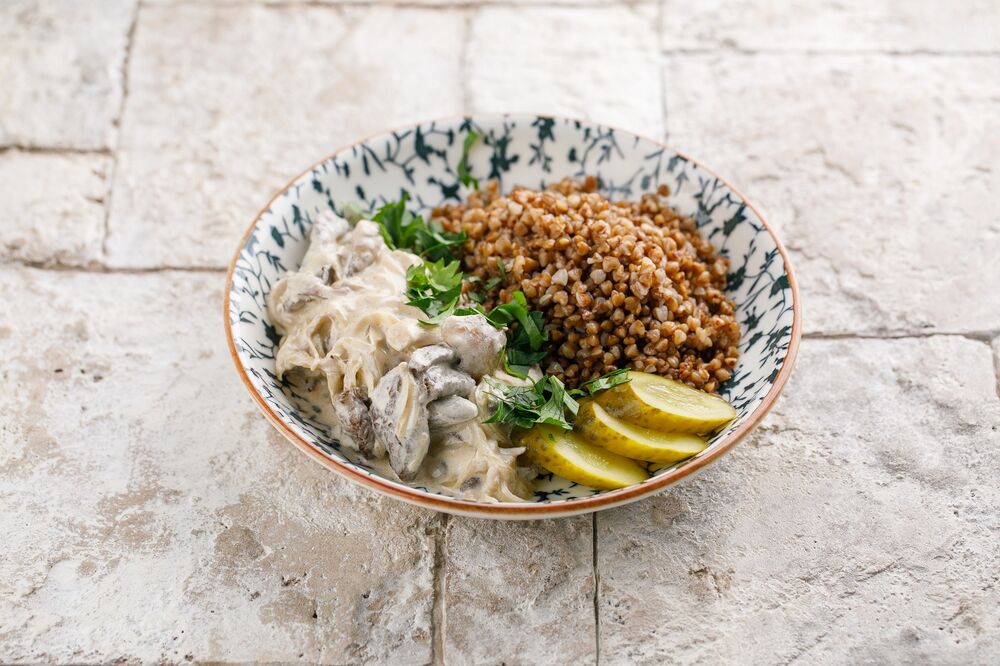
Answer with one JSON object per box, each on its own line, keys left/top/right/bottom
{"left": 267, "top": 210, "right": 530, "bottom": 502}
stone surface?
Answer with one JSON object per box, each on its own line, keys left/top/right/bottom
{"left": 661, "top": 0, "right": 1000, "bottom": 52}
{"left": 664, "top": 54, "right": 1000, "bottom": 336}
{"left": 598, "top": 337, "right": 1000, "bottom": 664}
{"left": 104, "top": 4, "right": 464, "bottom": 269}
{"left": 4, "top": 0, "right": 1000, "bottom": 663}
{"left": 468, "top": 5, "right": 665, "bottom": 141}
{"left": 0, "top": 0, "right": 135, "bottom": 150}
{"left": 443, "top": 517, "right": 596, "bottom": 665}
{"left": 0, "top": 266, "right": 438, "bottom": 663}
{"left": 148, "top": 0, "right": 623, "bottom": 3}
{"left": 0, "top": 150, "right": 109, "bottom": 267}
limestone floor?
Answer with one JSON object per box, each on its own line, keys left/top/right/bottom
{"left": 1, "top": 0, "right": 998, "bottom": 663}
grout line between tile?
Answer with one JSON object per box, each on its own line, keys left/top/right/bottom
{"left": 660, "top": 46, "right": 1000, "bottom": 57}
{"left": 4, "top": 259, "right": 226, "bottom": 275}
{"left": 656, "top": 0, "right": 669, "bottom": 145}
{"left": 991, "top": 339, "right": 1000, "bottom": 402}
{"left": 166, "top": 0, "right": 659, "bottom": 9}
{"left": 101, "top": 0, "right": 141, "bottom": 261}
{"left": 0, "top": 145, "right": 112, "bottom": 156}
{"left": 459, "top": 7, "right": 474, "bottom": 113}
{"left": 593, "top": 511, "right": 601, "bottom": 666}
{"left": 802, "top": 330, "right": 1000, "bottom": 344}
{"left": 430, "top": 514, "right": 449, "bottom": 666}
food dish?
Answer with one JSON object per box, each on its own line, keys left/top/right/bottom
{"left": 225, "top": 114, "right": 800, "bottom": 519}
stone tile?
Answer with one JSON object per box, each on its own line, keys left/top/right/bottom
{"left": 661, "top": 0, "right": 1000, "bottom": 52}
{"left": 0, "top": 150, "right": 109, "bottom": 267}
{"left": 598, "top": 337, "right": 1000, "bottom": 664}
{"left": 468, "top": 5, "right": 664, "bottom": 140}
{"left": 664, "top": 54, "right": 1000, "bottom": 336}
{"left": 147, "top": 0, "right": 627, "bottom": 5}
{"left": 0, "top": 0, "right": 135, "bottom": 150}
{"left": 443, "top": 517, "right": 596, "bottom": 665}
{"left": 0, "top": 266, "right": 437, "bottom": 663}
{"left": 105, "top": 4, "right": 464, "bottom": 269}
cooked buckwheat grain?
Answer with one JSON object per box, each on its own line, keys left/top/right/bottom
{"left": 435, "top": 177, "right": 740, "bottom": 391}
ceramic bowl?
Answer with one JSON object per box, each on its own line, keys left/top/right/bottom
{"left": 225, "top": 114, "right": 801, "bottom": 519}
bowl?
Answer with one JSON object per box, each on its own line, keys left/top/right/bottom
{"left": 224, "top": 114, "right": 801, "bottom": 519}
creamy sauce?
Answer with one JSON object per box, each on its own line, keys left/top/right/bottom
{"left": 268, "top": 211, "right": 531, "bottom": 502}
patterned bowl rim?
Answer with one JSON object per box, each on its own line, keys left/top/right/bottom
{"left": 223, "top": 113, "right": 802, "bottom": 518}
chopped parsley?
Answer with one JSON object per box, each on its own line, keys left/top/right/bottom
{"left": 483, "top": 375, "right": 578, "bottom": 430}
{"left": 481, "top": 291, "right": 545, "bottom": 349}
{"left": 470, "top": 291, "right": 547, "bottom": 378}
{"left": 466, "top": 272, "right": 503, "bottom": 305}
{"left": 371, "top": 193, "right": 466, "bottom": 262}
{"left": 457, "top": 131, "right": 480, "bottom": 189}
{"left": 482, "top": 369, "right": 632, "bottom": 431}
{"left": 404, "top": 259, "right": 465, "bottom": 325}
{"left": 570, "top": 367, "right": 631, "bottom": 397}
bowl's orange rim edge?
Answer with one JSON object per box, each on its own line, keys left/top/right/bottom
{"left": 222, "top": 113, "right": 802, "bottom": 517}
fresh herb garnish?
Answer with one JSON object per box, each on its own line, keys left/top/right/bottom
{"left": 372, "top": 193, "right": 466, "bottom": 261}
{"left": 483, "top": 375, "right": 578, "bottom": 430}
{"left": 570, "top": 367, "right": 631, "bottom": 397}
{"left": 482, "top": 292, "right": 545, "bottom": 348}
{"left": 483, "top": 368, "right": 632, "bottom": 431}
{"left": 501, "top": 316, "right": 548, "bottom": 378}
{"left": 466, "top": 273, "right": 503, "bottom": 305}
{"left": 496, "top": 258, "right": 507, "bottom": 281}
{"left": 404, "top": 259, "right": 465, "bottom": 325}
{"left": 477, "top": 291, "right": 547, "bottom": 378}
{"left": 457, "top": 131, "right": 480, "bottom": 189}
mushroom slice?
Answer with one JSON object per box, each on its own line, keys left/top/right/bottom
{"left": 441, "top": 314, "right": 506, "bottom": 379}
{"left": 408, "top": 344, "right": 456, "bottom": 374}
{"left": 315, "top": 265, "right": 338, "bottom": 285}
{"left": 369, "top": 363, "right": 430, "bottom": 480}
{"left": 331, "top": 389, "right": 379, "bottom": 457}
{"left": 421, "top": 365, "right": 476, "bottom": 401}
{"left": 427, "top": 395, "right": 479, "bottom": 431}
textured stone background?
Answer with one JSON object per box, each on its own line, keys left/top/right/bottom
{"left": 1, "top": 0, "right": 998, "bottom": 663}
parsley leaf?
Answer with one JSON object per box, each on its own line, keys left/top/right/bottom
{"left": 483, "top": 375, "right": 578, "bottom": 430}
{"left": 477, "top": 291, "right": 548, "bottom": 378}
{"left": 483, "top": 369, "right": 630, "bottom": 432}
{"left": 482, "top": 292, "right": 545, "bottom": 348}
{"left": 466, "top": 274, "right": 503, "bottom": 305}
{"left": 569, "top": 368, "right": 632, "bottom": 398}
{"left": 405, "top": 259, "right": 465, "bottom": 325}
{"left": 457, "top": 131, "right": 480, "bottom": 189}
{"left": 372, "top": 193, "right": 466, "bottom": 261}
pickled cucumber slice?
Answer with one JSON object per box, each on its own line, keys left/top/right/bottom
{"left": 595, "top": 371, "right": 736, "bottom": 434}
{"left": 519, "top": 426, "right": 649, "bottom": 490}
{"left": 576, "top": 400, "right": 707, "bottom": 463}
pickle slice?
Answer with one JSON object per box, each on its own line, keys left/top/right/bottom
{"left": 519, "top": 426, "right": 649, "bottom": 490}
{"left": 595, "top": 371, "right": 736, "bottom": 434}
{"left": 576, "top": 400, "right": 707, "bottom": 463}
